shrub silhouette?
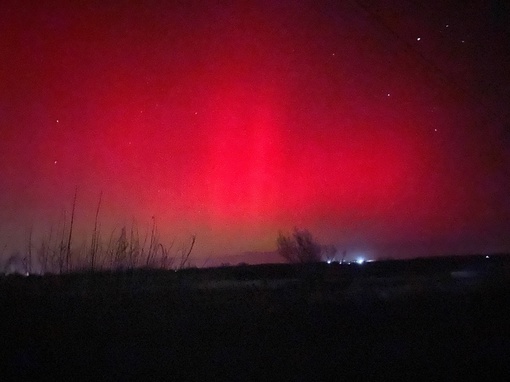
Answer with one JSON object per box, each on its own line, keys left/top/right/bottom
{"left": 276, "top": 228, "right": 322, "bottom": 263}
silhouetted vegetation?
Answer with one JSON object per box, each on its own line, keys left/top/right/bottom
{"left": 3, "top": 193, "right": 510, "bottom": 379}
{"left": 277, "top": 228, "right": 323, "bottom": 263}
{"left": 2, "top": 191, "right": 196, "bottom": 275}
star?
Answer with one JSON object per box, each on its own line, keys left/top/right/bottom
{"left": 416, "top": 37, "right": 421, "bottom": 41}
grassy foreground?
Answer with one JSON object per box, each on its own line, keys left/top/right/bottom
{"left": 2, "top": 256, "right": 510, "bottom": 379}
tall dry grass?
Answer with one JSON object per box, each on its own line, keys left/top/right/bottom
{"left": 2, "top": 190, "right": 195, "bottom": 275}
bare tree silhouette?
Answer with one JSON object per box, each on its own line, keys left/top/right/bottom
{"left": 277, "top": 228, "right": 322, "bottom": 263}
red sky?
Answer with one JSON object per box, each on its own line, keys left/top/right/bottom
{"left": 1, "top": 0, "right": 509, "bottom": 263}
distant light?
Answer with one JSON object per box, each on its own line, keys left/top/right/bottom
{"left": 416, "top": 37, "right": 421, "bottom": 41}
{"left": 446, "top": 24, "right": 449, "bottom": 28}
{"left": 356, "top": 257, "right": 365, "bottom": 265}
{"left": 486, "top": 256, "right": 490, "bottom": 259}
{"left": 326, "top": 260, "right": 332, "bottom": 264}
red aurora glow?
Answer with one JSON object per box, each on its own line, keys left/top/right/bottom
{"left": 1, "top": 0, "right": 509, "bottom": 260}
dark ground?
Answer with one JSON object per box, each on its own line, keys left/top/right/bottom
{"left": 2, "top": 256, "right": 510, "bottom": 380}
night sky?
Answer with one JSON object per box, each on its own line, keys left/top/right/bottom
{"left": 1, "top": 0, "right": 509, "bottom": 262}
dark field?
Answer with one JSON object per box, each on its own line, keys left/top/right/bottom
{"left": 2, "top": 255, "right": 510, "bottom": 380}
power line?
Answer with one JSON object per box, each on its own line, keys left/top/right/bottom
{"left": 351, "top": 0, "right": 509, "bottom": 124}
